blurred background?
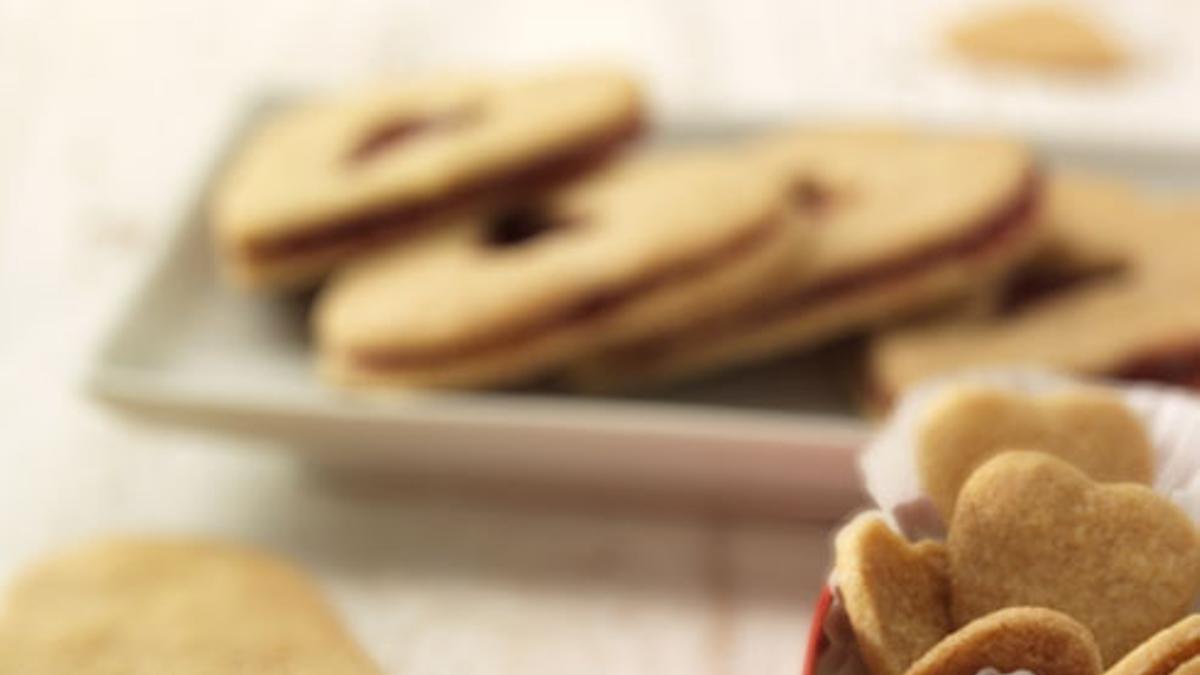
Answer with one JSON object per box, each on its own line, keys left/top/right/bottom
{"left": 2, "top": 1, "right": 1198, "bottom": 673}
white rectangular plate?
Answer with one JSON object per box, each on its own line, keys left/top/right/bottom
{"left": 83, "top": 101, "right": 1200, "bottom": 517}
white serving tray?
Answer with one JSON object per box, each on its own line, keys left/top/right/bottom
{"left": 82, "top": 102, "right": 1200, "bottom": 517}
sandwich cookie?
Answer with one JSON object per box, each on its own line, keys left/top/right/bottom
{"left": 0, "top": 538, "right": 380, "bottom": 674}
{"left": 315, "top": 150, "right": 803, "bottom": 389}
{"left": 571, "top": 129, "right": 1041, "bottom": 389}
{"left": 869, "top": 173, "right": 1200, "bottom": 405}
{"left": 211, "top": 66, "right": 643, "bottom": 288}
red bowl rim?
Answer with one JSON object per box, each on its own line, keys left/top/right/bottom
{"left": 802, "top": 585, "right": 834, "bottom": 675}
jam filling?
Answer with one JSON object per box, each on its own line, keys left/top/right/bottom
{"left": 1110, "top": 343, "right": 1200, "bottom": 389}
{"left": 244, "top": 113, "right": 643, "bottom": 262}
{"left": 781, "top": 172, "right": 1040, "bottom": 313}
{"left": 611, "top": 172, "right": 1042, "bottom": 364}
{"left": 350, "top": 215, "right": 785, "bottom": 370}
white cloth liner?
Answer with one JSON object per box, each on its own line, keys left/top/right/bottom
{"left": 816, "top": 369, "right": 1200, "bottom": 675}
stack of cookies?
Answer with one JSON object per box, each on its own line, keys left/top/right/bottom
{"left": 827, "top": 384, "right": 1200, "bottom": 675}
{"left": 210, "top": 66, "right": 1060, "bottom": 393}
{"left": 868, "top": 174, "right": 1200, "bottom": 408}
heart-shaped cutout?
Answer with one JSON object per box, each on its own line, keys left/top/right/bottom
{"left": 918, "top": 387, "right": 1154, "bottom": 522}
{"left": 906, "top": 606, "right": 1101, "bottom": 675}
{"left": 950, "top": 451, "right": 1200, "bottom": 665}
{"left": 835, "top": 512, "right": 952, "bottom": 675}
{"left": 0, "top": 538, "right": 381, "bottom": 674}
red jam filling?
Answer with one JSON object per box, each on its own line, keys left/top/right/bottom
{"left": 349, "top": 215, "right": 785, "bottom": 370}
{"left": 1110, "top": 343, "right": 1200, "bottom": 389}
{"left": 610, "top": 172, "right": 1042, "bottom": 365}
{"left": 780, "top": 172, "right": 1040, "bottom": 312}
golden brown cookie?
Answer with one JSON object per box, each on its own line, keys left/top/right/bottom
{"left": 949, "top": 451, "right": 1200, "bottom": 665}
{"left": 906, "top": 607, "right": 1102, "bottom": 675}
{"left": 869, "top": 174, "right": 1200, "bottom": 405}
{"left": 947, "top": 4, "right": 1126, "bottom": 73}
{"left": 569, "top": 128, "right": 1041, "bottom": 389}
{"left": 917, "top": 386, "right": 1154, "bottom": 521}
{"left": 315, "top": 149, "right": 802, "bottom": 389}
{"left": 1106, "top": 615, "right": 1200, "bottom": 675}
{"left": 0, "top": 537, "right": 380, "bottom": 674}
{"left": 834, "top": 512, "right": 951, "bottom": 675}
{"left": 1178, "top": 655, "right": 1200, "bottom": 675}
{"left": 1105, "top": 615, "right": 1200, "bottom": 675}
{"left": 212, "top": 66, "right": 643, "bottom": 288}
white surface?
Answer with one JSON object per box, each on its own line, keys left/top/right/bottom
{"left": 2, "top": 1, "right": 1199, "bottom": 673}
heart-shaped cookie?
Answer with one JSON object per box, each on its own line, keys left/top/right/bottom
{"left": 0, "top": 538, "right": 381, "bottom": 674}
{"left": 1106, "top": 615, "right": 1200, "bottom": 675}
{"left": 918, "top": 386, "right": 1154, "bottom": 521}
{"left": 905, "top": 606, "right": 1101, "bottom": 675}
{"left": 949, "top": 452, "right": 1200, "bottom": 665}
{"left": 835, "top": 512, "right": 951, "bottom": 675}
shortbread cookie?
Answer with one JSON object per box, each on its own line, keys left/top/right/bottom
{"left": 834, "top": 512, "right": 951, "bottom": 675}
{"left": 949, "top": 452, "right": 1200, "bottom": 665}
{"left": 570, "top": 128, "right": 1041, "bottom": 389}
{"left": 1107, "top": 615, "right": 1200, "bottom": 675}
{"left": 870, "top": 174, "right": 1200, "bottom": 404}
{"left": 315, "top": 149, "right": 802, "bottom": 388}
{"left": 212, "top": 66, "right": 643, "bottom": 288}
{"left": 0, "top": 537, "right": 380, "bottom": 674}
{"left": 948, "top": 4, "right": 1126, "bottom": 73}
{"left": 1176, "top": 655, "right": 1200, "bottom": 675}
{"left": 1031, "top": 172, "right": 1146, "bottom": 269}
{"left": 906, "top": 607, "right": 1102, "bottom": 675}
{"left": 917, "top": 386, "right": 1154, "bottom": 521}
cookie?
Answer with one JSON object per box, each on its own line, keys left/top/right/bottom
{"left": 949, "top": 451, "right": 1200, "bottom": 665}
{"left": 947, "top": 4, "right": 1126, "bottom": 73}
{"left": 0, "top": 537, "right": 380, "bottom": 673}
{"left": 1177, "top": 655, "right": 1200, "bottom": 675}
{"left": 917, "top": 386, "right": 1154, "bottom": 522}
{"left": 569, "top": 128, "right": 1041, "bottom": 389}
{"left": 1031, "top": 172, "right": 1147, "bottom": 269}
{"left": 834, "top": 512, "right": 951, "bottom": 675}
{"left": 212, "top": 66, "right": 643, "bottom": 288}
{"left": 315, "top": 149, "right": 802, "bottom": 388}
{"left": 869, "top": 174, "right": 1200, "bottom": 405}
{"left": 905, "top": 607, "right": 1102, "bottom": 675}
{"left": 1107, "top": 615, "right": 1200, "bottom": 675}
{"left": 906, "top": 607, "right": 1101, "bottom": 675}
